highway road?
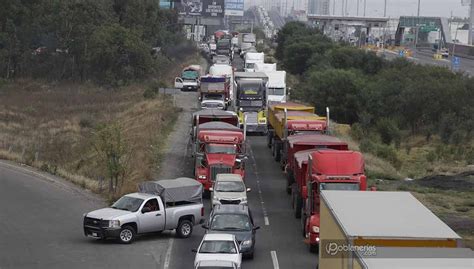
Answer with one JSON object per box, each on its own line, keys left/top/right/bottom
{"left": 0, "top": 161, "right": 171, "bottom": 268}
{"left": 169, "top": 56, "right": 318, "bottom": 268}
{"left": 380, "top": 49, "right": 474, "bottom": 76}
{"left": 0, "top": 55, "right": 318, "bottom": 268}
{"left": 268, "top": 9, "right": 286, "bottom": 30}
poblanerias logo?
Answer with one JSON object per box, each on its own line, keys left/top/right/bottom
{"left": 322, "top": 240, "right": 377, "bottom": 258}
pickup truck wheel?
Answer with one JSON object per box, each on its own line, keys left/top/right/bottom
{"left": 177, "top": 220, "right": 193, "bottom": 238}
{"left": 119, "top": 225, "right": 135, "bottom": 244}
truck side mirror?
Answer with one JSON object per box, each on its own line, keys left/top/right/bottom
{"left": 246, "top": 188, "right": 251, "bottom": 192}
{"left": 141, "top": 207, "right": 151, "bottom": 214}
{"left": 191, "top": 249, "right": 197, "bottom": 253}
{"left": 209, "top": 187, "right": 214, "bottom": 192}
{"left": 201, "top": 224, "right": 209, "bottom": 229}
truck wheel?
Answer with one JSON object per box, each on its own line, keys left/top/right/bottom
{"left": 301, "top": 214, "right": 307, "bottom": 238}
{"left": 291, "top": 184, "right": 295, "bottom": 208}
{"left": 286, "top": 171, "right": 294, "bottom": 195}
{"left": 309, "top": 243, "right": 319, "bottom": 254}
{"left": 176, "top": 219, "right": 193, "bottom": 238}
{"left": 118, "top": 225, "right": 136, "bottom": 244}
{"left": 295, "top": 193, "right": 302, "bottom": 219}
{"left": 266, "top": 132, "right": 273, "bottom": 148}
{"left": 273, "top": 143, "right": 281, "bottom": 162}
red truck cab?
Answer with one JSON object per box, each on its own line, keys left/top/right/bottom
{"left": 194, "top": 122, "right": 246, "bottom": 196}
{"left": 303, "top": 150, "right": 367, "bottom": 253}
{"left": 283, "top": 134, "right": 348, "bottom": 194}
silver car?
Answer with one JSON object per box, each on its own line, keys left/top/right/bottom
{"left": 211, "top": 174, "right": 250, "bottom": 207}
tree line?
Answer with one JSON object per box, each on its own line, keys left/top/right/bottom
{"left": 0, "top": 0, "right": 192, "bottom": 85}
{"left": 276, "top": 22, "right": 474, "bottom": 166}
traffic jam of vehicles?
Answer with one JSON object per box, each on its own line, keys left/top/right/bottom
{"left": 83, "top": 26, "right": 474, "bottom": 269}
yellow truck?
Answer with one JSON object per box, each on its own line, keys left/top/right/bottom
{"left": 318, "top": 190, "right": 467, "bottom": 269}
{"left": 266, "top": 102, "right": 328, "bottom": 162}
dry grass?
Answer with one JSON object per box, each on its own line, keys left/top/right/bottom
{"left": 0, "top": 79, "right": 178, "bottom": 198}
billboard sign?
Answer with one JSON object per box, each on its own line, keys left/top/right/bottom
{"left": 203, "top": 0, "right": 224, "bottom": 17}
{"left": 225, "top": 0, "right": 244, "bottom": 16}
{"left": 177, "top": 0, "right": 203, "bottom": 16}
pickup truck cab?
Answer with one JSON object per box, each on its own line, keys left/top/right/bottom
{"left": 83, "top": 178, "right": 204, "bottom": 244}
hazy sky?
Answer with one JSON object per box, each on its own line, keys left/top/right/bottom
{"left": 331, "top": 0, "right": 469, "bottom": 18}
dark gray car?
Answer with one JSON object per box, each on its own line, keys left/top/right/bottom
{"left": 203, "top": 205, "right": 260, "bottom": 259}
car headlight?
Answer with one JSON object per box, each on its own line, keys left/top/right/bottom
{"left": 241, "top": 239, "right": 252, "bottom": 247}
{"left": 108, "top": 220, "right": 120, "bottom": 228}
{"left": 312, "top": 226, "right": 320, "bottom": 233}
{"left": 198, "top": 175, "right": 207, "bottom": 179}
{"left": 258, "top": 119, "right": 266, "bottom": 124}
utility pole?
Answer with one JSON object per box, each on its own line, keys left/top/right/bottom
{"left": 333, "top": 0, "right": 336, "bottom": 15}
{"left": 345, "top": 0, "right": 348, "bottom": 16}
{"left": 469, "top": 1, "right": 473, "bottom": 45}
{"left": 364, "top": 0, "right": 367, "bottom": 17}
{"left": 384, "top": 0, "right": 387, "bottom": 17}
{"left": 357, "top": 0, "right": 360, "bottom": 16}
{"left": 341, "top": 0, "right": 345, "bottom": 16}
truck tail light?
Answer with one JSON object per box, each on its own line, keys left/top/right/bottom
{"left": 201, "top": 207, "right": 204, "bottom": 217}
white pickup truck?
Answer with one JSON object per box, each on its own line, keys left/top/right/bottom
{"left": 83, "top": 177, "right": 204, "bottom": 244}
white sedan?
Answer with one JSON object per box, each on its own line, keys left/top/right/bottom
{"left": 193, "top": 234, "right": 242, "bottom": 269}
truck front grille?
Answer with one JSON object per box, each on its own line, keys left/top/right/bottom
{"left": 244, "top": 112, "right": 258, "bottom": 124}
{"left": 210, "top": 165, "right": 232, "bottom": 181}
{"left": 84, "top": 217, "right": 108, "bottom": 228}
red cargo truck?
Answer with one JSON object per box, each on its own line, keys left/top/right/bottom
{"left": 283, "top": 134, "right": 348, "bottom": 194}
{"left": 193, "top": 122, "right": 246, "bottom": 196}
{"left": 303, "top": 150, "right": 367, "bottom": 253}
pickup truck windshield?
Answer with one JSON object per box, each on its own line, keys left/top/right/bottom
{"left": 182, "top": 70, "right": 198, "bottom": 80}
{"left": 206, "top": 144, "right": 237, "bottom": 154}
{"left": 215, "top": 181, "right": 245, "bottom": 192}
{"left": 211, "top": 214, "right": 251, "bottom": 231}
{"left": 111, "top": 196, "right": 144, "bottom": 212}
{"left": 320, "top": 183, "right": 359, "bottom": 191}
{"left": 199, "top": 240, "right": 237, "bottom": 254}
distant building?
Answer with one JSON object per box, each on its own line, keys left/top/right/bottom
{"left": 308, "top": 0, "right": 330, "bottom": 15}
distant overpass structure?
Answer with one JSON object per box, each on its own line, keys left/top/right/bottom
{"left": 307, "top": 15, "right": 389, "bottom": 43}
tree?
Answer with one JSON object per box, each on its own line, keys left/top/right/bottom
{"left": 93, "top": 123, "right": 130, "bottom": 194}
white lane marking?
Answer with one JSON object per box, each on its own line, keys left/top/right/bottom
{"left": 163, "top": 237, "right": 174, "bottom": 269}
{"left": 248, "top": 145, "right": 270, "bottom": 226}
{"left": 271, "top": 251, "right": 280, "bottom": 269}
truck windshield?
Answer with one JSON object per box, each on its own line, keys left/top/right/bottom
{"left": 111, "top": 196, "right": 144, "bottom": 212}
{"left": 211, "top": 214, "right": 251, "bottom": 231}
{"left": 245, "top": 63, "right": 255, "bottom": 69}
{"left": 206, "top": 144, "right": 237, "bottom": 154}
{"left": 215, "top": 181, "right": 245, "bottom": 192}
{"left": 182, "top": 70, "right": 198, "bottom": 80}
{"left": 268, "top": 87, "right": 285, "bottom": 96}
{"left": 199, "top": 240, "right": 237, "bottom": 254}
{"left": 320, "top": 183, "right": 359, "bottom": 191}
{"left": 239, "top": 84, "right": 262, "bottom": 98}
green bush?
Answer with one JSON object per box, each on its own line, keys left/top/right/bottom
{"left": 376, "top": 118, "right": 400, "bottom": 145}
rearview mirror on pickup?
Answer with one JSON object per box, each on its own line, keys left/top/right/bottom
{"left": 191, "top": 249, "right": 197, "bottom": 253}
{"left": 246, "top": 188, "right": 251, "bottom": 192}
{"left": 141, "top": 207, "right": 151, "bottom": 214}
{"left": 201, "top": 224, "right": 209, "bottom": 229}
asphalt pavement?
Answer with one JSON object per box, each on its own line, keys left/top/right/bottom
{"left": 168, "top": 56, "right": 318, "bottom": 268}
{"left": 379, "top": 49, "right": 474, "bottom": 76}
{"left": 0, "top": 55, "right": 318, "bottom": 269}
{"left": 0, "top": 161, "right": 171, "bottom": 269}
